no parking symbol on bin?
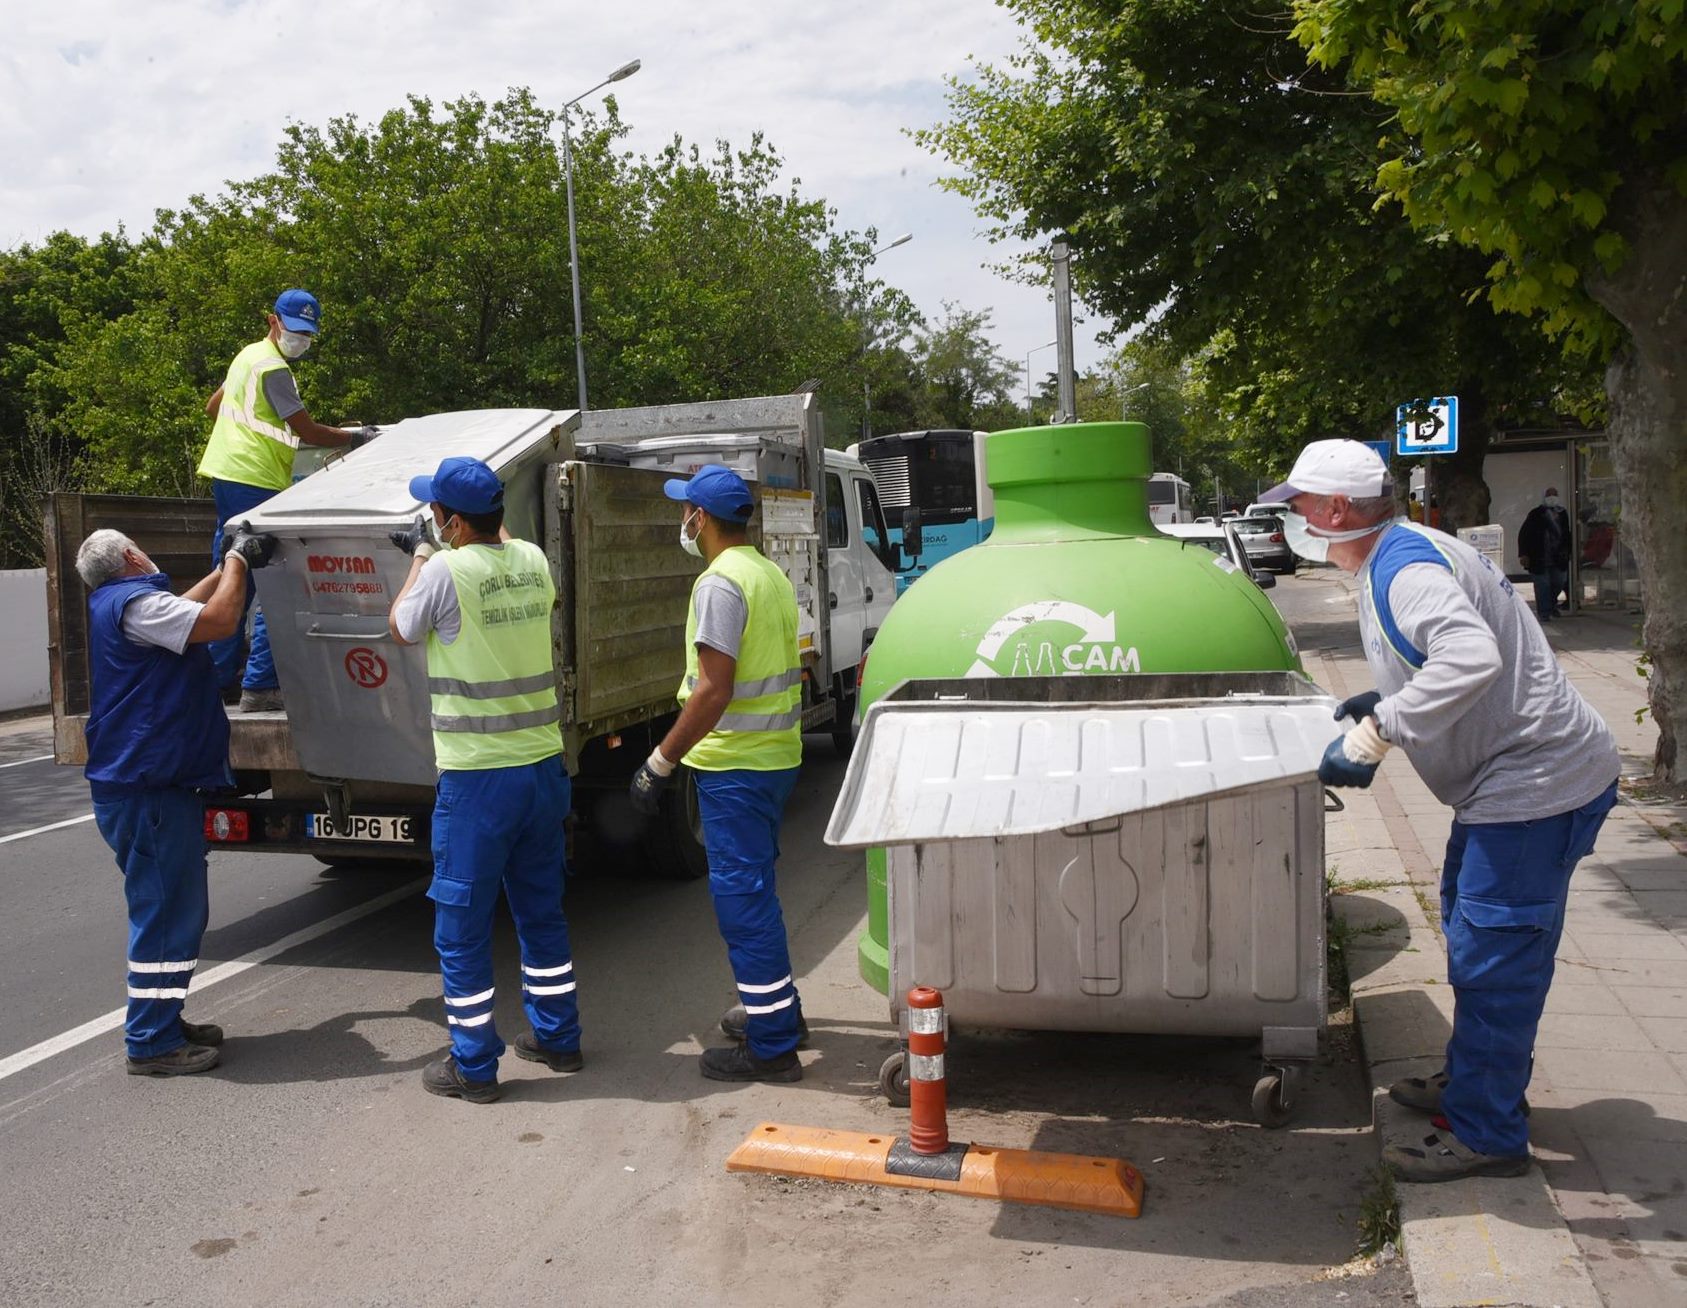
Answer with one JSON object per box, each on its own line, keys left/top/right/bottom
{"left": 344, "top": 647, "right": 388, "bottom": 689}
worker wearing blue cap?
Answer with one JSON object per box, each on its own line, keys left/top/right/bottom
{"left": 631, "top": 463, "right": 808, "bottom": 1082}
{"left": 198, "top": 289, "right": 379, "bottom": 713}
{"left": 387, "top": 457, "right": 582, "bottom": 1104}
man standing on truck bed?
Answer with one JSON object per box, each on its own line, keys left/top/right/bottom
{"left": 629, "top": 464, "right": 808, "bottom": 1083}
{"left": 388, "top": 456, "right": 582, "bottom": 1104}
{"left": 76, "top": 525, "right": 267, "bottom": 1076}
{"left": 1262, "top": 439, "right": 1618, "bottom": 1183}
{"left": 198, "top": 288, "right": 374, "bottom": 713}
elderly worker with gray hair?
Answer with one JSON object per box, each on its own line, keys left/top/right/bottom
{"left": 76, "top": 525, "right": 270, "bottom": 1076}
{"left": 1259, "top": 440, "right": 1618, "bottom": 1183}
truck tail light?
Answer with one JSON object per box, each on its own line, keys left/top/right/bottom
{"left": 205, "top": 808, "right": 250, "bottom": 842}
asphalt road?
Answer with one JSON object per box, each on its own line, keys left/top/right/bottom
{"left": 0, "top": 579, "right": 1408, "bottom": 1307}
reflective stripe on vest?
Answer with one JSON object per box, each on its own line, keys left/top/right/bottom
{"left": 426, "top": 539, "right": 562, "bottom": 771}
{"left": 678, "top": 546, "right": 803, "bottom": 771}
{"left": 197, "top": 339, "right": 301, "bottom": 490}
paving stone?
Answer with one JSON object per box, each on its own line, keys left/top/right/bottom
{"left": 1532, "top": 1047, "right": 1687, "bottom": 1096}
{"left": 1534, "top": 1010, "right": 1654, "bottom": 1051}
{"left": 1613, "top": 985, "right": 1687, "bottom": 1018}
{"left": 1564, "top": 929, "right": 1687, "bottom": 962}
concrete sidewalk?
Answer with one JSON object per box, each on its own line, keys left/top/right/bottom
{"left": 1293, "top": 573, "right": 1687, "bottom": 1308}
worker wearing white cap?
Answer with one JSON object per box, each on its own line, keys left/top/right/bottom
{"left": 1259, "top": 439, "right": 1619, "bottom": 1183}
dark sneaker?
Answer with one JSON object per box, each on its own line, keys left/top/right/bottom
{"left": 699, "top": 1043, "right": 802, "bottom": 1083}
{"left": 513, "top": 1032, "right": 583, "bottom": 1073}
{"left": 238, "top": 688, "right": 284, "bottom": 713}
{"left": 1388, "top": 1069, "right": 1528, "bottom": 1117}
{"left": 1383, "top": 1127, "right": 1530, "bottom": 1183}
{"left": 180, "top": 1019, "right": 224, "bottom": 1047}
{"left": 422, "top": 1057, "right": 501, "bottom": 1104}
{"left": 719, "top": 1003, "right": 810, "bottom": 1048}
{"left": 126, "top": 1043, "right": 220, "bottom": 1077}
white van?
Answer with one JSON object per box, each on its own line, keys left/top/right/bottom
{"left": 1148, "top": 472, "right": 1194, "bottom": 525}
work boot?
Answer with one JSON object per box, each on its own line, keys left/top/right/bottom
{"left": 422, "top": 1057, "right": 501, "bottom": 1104}
{"left": 719, "top": 1003, "right": 810, "bottom": 1048}
{"left": 512, "top": 1033, "right": 584, "bottom": 1073}
{"left": 1383, "top": 1126, "right": 1530, "bottom": 1183}
{"left": 180, "top": 1018, "right": 224, "bottom": 1047}
{"left": 238, "top": 688, "right": 284, "bottom": 713}
{"left": 126, "top": 1043, "right": 220, "bottom": 1077}
{"left": 699, "top": 1044, "right": 802, "bottom": 1084}
{"left": 1388, "top": 1069, "right": 1528, "bottom": 1117}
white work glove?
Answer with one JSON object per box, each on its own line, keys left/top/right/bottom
{"left": 1339, "top": 715, "right": 1392, "bottom": 766}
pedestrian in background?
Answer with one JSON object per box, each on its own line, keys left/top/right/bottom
{"left": 198, "top": 289, "right": 375, "bottom": 712}
{"left": 77, "top": 526, "right": 266, "bottom": 1075}
{"left": 1261, "top": 440, "right": 1619, "bottom": 1183}
{"left": 629, "top": 465, "right": 808, "bottom": 1083}
{"left": 1517, "top": 487, "right": 1573, "bottom": 622}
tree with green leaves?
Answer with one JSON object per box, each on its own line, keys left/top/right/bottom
{"left": 1292, "top": 0, "right": 1687, "bottom": 778}
{"left": 917, "top": 0, "right": 1586, "bottom": 525}
{"left": 909, "top": 302, "right": 1023, "bottom": 433}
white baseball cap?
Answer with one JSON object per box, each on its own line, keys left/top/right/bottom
{"left": 1257, "top": 439, "right": 1393, "bottom": 504}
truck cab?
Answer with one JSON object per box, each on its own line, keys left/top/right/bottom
{"left": 820, "top": 449, "right": 897, "bottom": 735}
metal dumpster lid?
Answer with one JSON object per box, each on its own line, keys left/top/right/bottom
{"left": 823, "top": 691, "right": 1339, "bottom": 849}
{"left": 243, "top": 408, "right": 577, "bottom": 528}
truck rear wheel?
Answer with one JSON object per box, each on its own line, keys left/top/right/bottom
{"left": 641, "top": 765, "right": 709, "bottom": 881}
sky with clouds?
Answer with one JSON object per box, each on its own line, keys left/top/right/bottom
{"left": 2, "top": 0, "right": 1109, "bottom": 393}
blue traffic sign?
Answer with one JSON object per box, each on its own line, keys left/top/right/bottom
{"left": 1396, "top": 396, "right": 1458, "bottom": 456}
{"left": 1361, "top": 439, "right": 1393, "bottom": 466}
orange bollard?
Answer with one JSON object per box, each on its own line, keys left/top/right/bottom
{"left": 906, "top": 986, "right": 949, "bottom": 1155}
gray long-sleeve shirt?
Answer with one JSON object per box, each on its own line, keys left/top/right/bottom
{"left": 1357, "top": 522, "right": 1618, "bottom": 824}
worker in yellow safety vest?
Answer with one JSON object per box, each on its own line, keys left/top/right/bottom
{"left": 629, "top": 464, "right": 808, "bottom": 1083}
{"left": 198, "top": 289, "right": 375, "bottom": 712}
{"left": 388, "top": 456, "right": 583, "bottom": 1104}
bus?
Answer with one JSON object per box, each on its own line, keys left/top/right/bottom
{"left": 852, "top": 428, "right": 992, "bottom": 594}
{"left": 1148, "top": 472, "right": 1194, "bottom": 525}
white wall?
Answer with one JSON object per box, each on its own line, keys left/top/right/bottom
{"left": 1484, "top": 449, "right": 1570, "bottom": 576}
{"left": 0, "top": 569, "right": 50, "bottom": 713}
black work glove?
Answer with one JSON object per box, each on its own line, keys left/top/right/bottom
{"left": 389, "top": 514, "right": 436, "bottom": 558}
{"left": 347, "top": 424, "right": 380, "bottom": 449}
{"left": 1333, "top": 690, "right": 1383, "bottom": 724}
{"left": 227, "top": 529, "right": 277, "bottom": 570}
{"left": 629, "top": 755, "right": 675, "bottom": 817}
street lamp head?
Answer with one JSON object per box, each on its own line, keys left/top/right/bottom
{"left": 609, "top": 59, "right": 641, "bottom": 82}
{"left": 869, "top": 232, "right": 914, "bottom": 259}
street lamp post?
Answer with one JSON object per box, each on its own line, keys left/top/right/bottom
{"left": 562, "top": 58, "right": 640, "bottom": 413}
{"left": 1116, "top": 380, "right": 1149, "bottom": 419}
{"left": 861, "top": 232, "right": 912, "bottom": 441}
{"left": 1025, "top": 340, "right": 1057, "bottom": 424}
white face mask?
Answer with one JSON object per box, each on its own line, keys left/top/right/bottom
{"left": 1543, "top": 495, "right": 1562, "bottom": 508}
{"left": 1283, "top": 510, "right": 1386, "bottom": 563}
{"left": 277, "top": 329, "right": 313, "bottom": 359}
{"left": 679, "top": 511, "right": 703, "bottom": 558}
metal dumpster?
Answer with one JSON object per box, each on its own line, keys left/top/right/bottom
{"left": 825, "top": 671, "right": 1337, "bottom": 1126}
{"left": 240, "top": 408, "right": 577, "bottom": 789}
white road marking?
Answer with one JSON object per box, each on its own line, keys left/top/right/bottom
{"left": 0, "top": 814, "right": 97, "bottom": 845}
{"left": 0, "top": 753, "right": 54, "bottom": 769}
{"left": 0, "top": 875, "right": 427, "bottom": 1083}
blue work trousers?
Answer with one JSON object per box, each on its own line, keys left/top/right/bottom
{"left": 1439, "top": 782, "right": 1617, "bottom": 1157}
{"left": 92, "top": 787, "right": 210, "bottom": 1060}
{"left": 208, "top": 479, "right": 278, "bottom": 691}
{"left": 1530, "top": 567, "right": 1569, "bottom": 620}
{"left": 429, "top": 757, "right": 579, "bottom": 1082}
{"left": 695, "top": 766, "right": 803, "bottom": 1060}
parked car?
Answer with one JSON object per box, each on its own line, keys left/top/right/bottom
{"left": 1229, "top": 514, "right": 1296, "bottom": 574}
{"left": 1243, "top": 502, "right": 1290, "bottom": 521}
{"left": 1157, "top": 521, "right": 1276, "bottom": 590}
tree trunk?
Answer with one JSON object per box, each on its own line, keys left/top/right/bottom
{"left": 1432, "top": 399, "right": 1491, "bottom": 536}
{"left": 1586, "top": 174, "right": 1687, "bottom": 784}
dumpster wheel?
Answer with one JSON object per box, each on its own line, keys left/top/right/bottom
{"left": 878, "top": 1051, "right": 911, "bottom": 1107}
{"left": 1251, "top": 1068, "right": 1297, "bottom": 1129}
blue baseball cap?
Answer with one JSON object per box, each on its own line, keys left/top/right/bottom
{"left": 663, "top": 464, "right": 755, "bottom": 522}
{"left": 409, "top": 457, "right": 505, "bottom": 515}
{"left": 273, "top": 288, "right": 322, "bottom": 334}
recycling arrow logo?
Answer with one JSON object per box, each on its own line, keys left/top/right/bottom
{"left": 966, "top": 600, "right": 1141, "bottom": 678}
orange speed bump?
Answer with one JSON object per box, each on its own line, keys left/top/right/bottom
{"left": 725, "top": 1123, "right": 1143, "bottom": 1218}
